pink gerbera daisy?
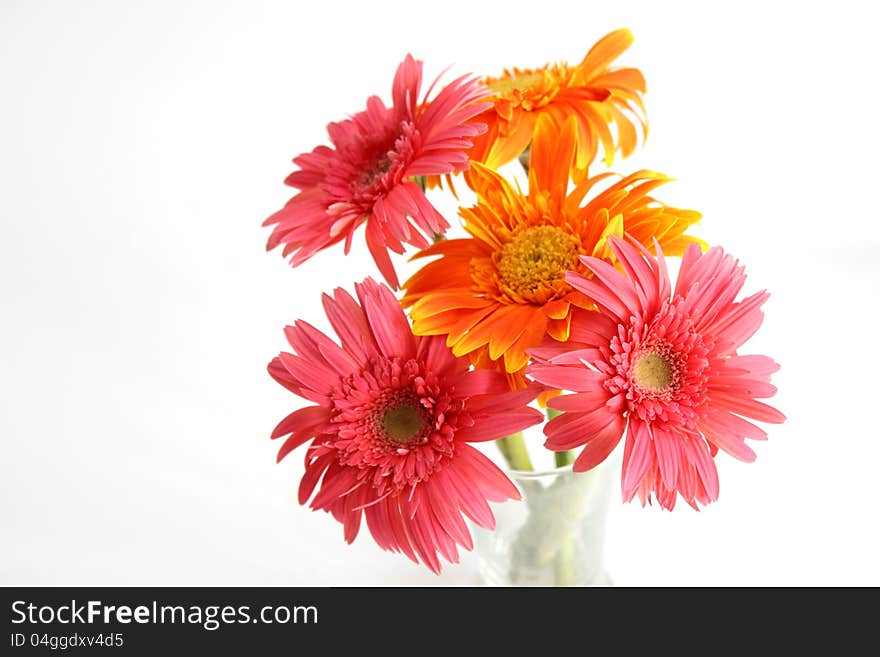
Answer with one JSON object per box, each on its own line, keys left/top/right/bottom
{"left": 528, "top": 236, "right": 785, "bottom": 510}
{"left": 268, "top": 278, "right": 543, "bottom": 572}
{"left": 263, "top": 55, "right": 491, "bottom": 289}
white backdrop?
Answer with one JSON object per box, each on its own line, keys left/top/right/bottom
{"left": 2, "top": 0, "right": 878, "bottom": 586}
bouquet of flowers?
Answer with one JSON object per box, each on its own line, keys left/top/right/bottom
{"left": 260, "top": 29, "right": 785, "bottom": 584}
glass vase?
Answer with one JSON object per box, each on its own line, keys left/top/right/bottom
{"left": 472, "top": 453, "right": 618, "bottom": 586}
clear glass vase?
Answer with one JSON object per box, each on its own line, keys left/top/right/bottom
{"left": 472, "top": 453, "right": 618, "bottom": 586}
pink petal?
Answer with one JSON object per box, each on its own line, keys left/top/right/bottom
{"left": 721, "top": 354, "right": 781, "bottom": 377}
{"left": 271, "top": 405, "right": 330, "bottom": 440}
{"left": 355, "top": 278, "right": 415, "bottom": 359}
{"left": 547, "top": 389, "right": 610, "bottom": 413}
{"left": 441, "top": 466, "right": 495, "bottom": 530}
{"left": 567, "top": 309, "right": 619, "bottom": 345}
{"left": 608, "top": 236, "right": 659, "bottom": 314}
{"left": 278, "top": 352, "right": 335, "bottom": 397}
{"left": 711, "top": 392, "right": 787, "bottom": 423}
{"left": 289, "top": 320, "right": 359, "bottom": 377}
{"left": 544, "top": 406, "right": 621, "bottom": 451}
{"left": 310, "top": 466, "right": 362, "bottom": 510}
{"left": 403, "top": 500, "right": 443, "bottom": 574}
{"left": 455, "top": 408, "right": 543, "bottom": 443}
{"left": 453, "top": 445, "right": 521, "bottom": 502}
{"left": 621, "top": 420, "right": 653, "bottom": 498}
{"left": 416, "top": 335, "right": 462, "bottom": 380}
{"left": 450, "top": 368, "right": 509, "bottom": 397}
{"left": 385, "top": 496, "right": 420, "bottom": 565}
{"left": 342, "top": 486, "right": 367, "bottom": 544}
{"left": 683, "top": 438, "right": 719, "bottom": 502}
{"left": 321, "top": 287, "right": 378, "bottom": 363}
{"left": 298, "top": 450, "right": 334, "bottom": 505}
{"left": 424, "top": 479, "right": 474, "bottom": 550}
{"left": 364, "top": 217, "right": 400, "bottom": 289}
{"left": 652, "top": 427, "right": 681, "bottom": 491}
{"left": 528, "top": 364, "right": 607, "bottom": 393}
{"left": 392, "top": 54, "right": 422, "bottom": 117}
{"left": 566, "top": 270, "right": 630, "bottom": 323}
{"left": 578, "top": 254, "right": 642, "bottom": 314}
{"left": 571, "top": 414, "right": 626, "bottom": 472}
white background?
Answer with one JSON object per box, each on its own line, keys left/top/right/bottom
{"left": 2, "top": 0, "right": 878, "bottom": 586}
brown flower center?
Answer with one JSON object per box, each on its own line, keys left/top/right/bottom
{"left": 381, "top": 401, "right": 427, "bottom": 444}
{"left": 359, "top": 154, "right": 393, "bottom": 188}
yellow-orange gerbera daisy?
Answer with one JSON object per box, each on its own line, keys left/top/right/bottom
{"left": 402, "top": 118, "right": 702, "bottom": 388}
{"left": 469, "top": 28, "right": 646, "bottom": 178}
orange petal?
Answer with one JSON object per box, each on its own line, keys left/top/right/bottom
{"left": 537, "top": 388, "right": 562, "bottom": 408}
{"left": 483, "top": 111, "right": 536, "bottom": 170}
{"left": 488, "top": 305, "right": 541, "bottom": 361}
{"left": 504, "top": 316, "right": 549, "bottom": 372}
{"left": 576, "top": 28, "right": 635, "bottom": 80}
{"left": 542, "top": 299, "right": 571, "bottom": 320}
{"left": 413, "top": 293, "right": 494, "bottom": 318}
{"left": 546, "top": 313, "right": 573, "bottom": 342}
{"left": 529, "top": 113, "right": 578, "bottom": 207}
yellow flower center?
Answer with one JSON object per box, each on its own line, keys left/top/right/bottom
{"left": 484, "top": 65, "right": 574, "bottom": 111}
{"left": 632, "top": 352, "right": 673, "bottom": 391}
{"left": 381, "top": 402, "right": 426, "bottom": 444}
{"left": 488, "top": 72, "right": 545, "bottom": 96}
{"left": 497, "top": 225, "right": 579, "bottom": 303}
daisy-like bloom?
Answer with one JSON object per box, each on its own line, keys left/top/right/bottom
{"left": 402, "top": 117, "right": 701, "bottom": 389}
{"left": 528, "top": 236, "right": 786, "bottom": 510}
{"left": 267, "top": 278, "right": 543, "bottom": 573}
{"left": 468, "top": 28, "right": 646, "bottom": 177}
{"left": 263, "top": 55, "right": 491, "bottom": 289}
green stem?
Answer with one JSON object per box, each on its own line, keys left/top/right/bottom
{"left": 496, "top": 434, "right": 512, "bottom": 464}
{"left": 554, "top": 536, "right": 576, "bottom": 586}
{"left": 554, "top": 450, "right": 576, "bottom": 468}
{"left": 545, "top": 406, "right": 577, "bottom": 584}
{"left": 497, "top": 432, "right": 533, "bottom": 472}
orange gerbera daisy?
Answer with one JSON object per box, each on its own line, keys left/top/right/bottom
{"left": 467, "top": 28, "right": 647, "bottom": 178}
{"left": 402, "top": 117, "right": 702, "bottom": 388}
